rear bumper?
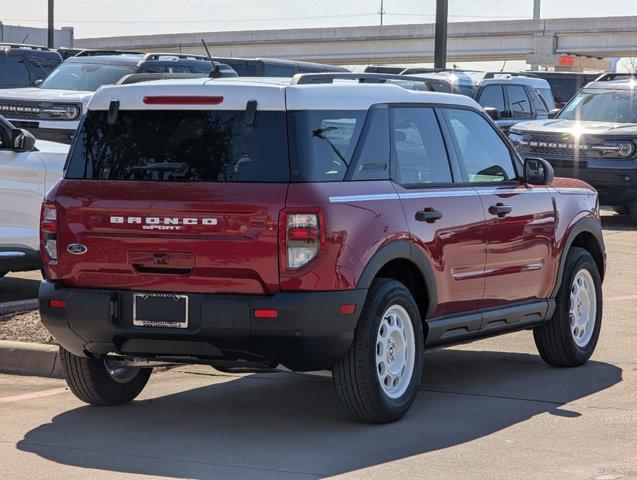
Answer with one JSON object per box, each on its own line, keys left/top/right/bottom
{"left": 8, "top": 121, "right": 75, "bottom": 144}
{"left": 39, "top": 281, "right": 367, "bottom": 371}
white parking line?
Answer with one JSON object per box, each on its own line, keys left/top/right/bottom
{"left": 0, "top": 387, "right": 68, "bottom": 404}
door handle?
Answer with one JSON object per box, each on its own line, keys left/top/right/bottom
{"left": 415, "top": 209, "right": 443, "bottom": 223}
{"left": 488, "top": 203, "right": 512, "bottom": 218}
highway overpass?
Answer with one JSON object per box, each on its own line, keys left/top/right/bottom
{"left": 75, "top": 16, "right": 637, "bottom": 67}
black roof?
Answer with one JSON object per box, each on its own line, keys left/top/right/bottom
{"left": 586, "top": 78, "right": 637, "bottom": 90}
{"left": 0, "top": 43, "right": 62, "bottom": 60}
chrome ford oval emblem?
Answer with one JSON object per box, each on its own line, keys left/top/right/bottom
{"left": 67, "top": 243, "right": 88, "bottom": 255}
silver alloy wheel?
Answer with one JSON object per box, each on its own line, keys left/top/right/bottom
{"left": 103, "top": 359, "right": 141, "bottom": 384}
{"left": 569, "top": 268, "right": 597, "bottom": 348}
{"left": 375, "top": 304, "right": 416, "bottom": 399}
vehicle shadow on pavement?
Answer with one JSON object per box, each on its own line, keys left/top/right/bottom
{"left": 16, "top": 349, "right": 621, "bottom": 479}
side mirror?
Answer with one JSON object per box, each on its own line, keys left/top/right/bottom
{"left": 524, "top": 157, "right": 554, "bottom": 185}
{"left": 12, "top": 129, "right": 36, "bottom": 152}
{"left": 33, "top": 79, "right": 44, "bottom": 87}
{"left": 548, "top": 108, "right": 561, "bottom": 119}
{"left": 484, "top": 107, "right": 502, "bottom": 121}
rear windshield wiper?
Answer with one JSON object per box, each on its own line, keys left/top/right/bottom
{"left": 131, "top": 162, "right": 188, "bottom": 172}
{"left": 313, "top": 127, "right": 349, "bottom": 167}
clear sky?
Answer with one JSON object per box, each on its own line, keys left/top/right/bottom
{"left": 3, "top": 0, "right": 637, "bottom": 39}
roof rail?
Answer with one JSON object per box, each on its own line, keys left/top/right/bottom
{"left": 593, "top": 72, "right": 635, "bottom": 82}
{"left": 483, "top": 71, "right": 538, "bottom": 79}
{"left": 0, "top": 43, "right": 53, "bottom": 51}
{"left": 290, "top": 72, "right": 435, "bottom": 87}
{"left": 400, "top": 67, "right": 476, "bottom": 75}
{"left": 142, "top": 52, "right": 210, "bottom": 62}
{"left": 117, "top": 72, "right": 210, "bottom": 85}
{"left": 75, "top": 49, "right": 143, "bottom": 57}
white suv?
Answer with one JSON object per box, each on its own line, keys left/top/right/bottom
{"left": 0, "top": 115, "right": 68, "bottom": 277}
{"left": 402, "top": 70, "right": 555, "bottom": 132}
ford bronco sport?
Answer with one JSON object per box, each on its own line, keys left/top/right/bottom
{"left": 510, "top": 75, "right": 637, "bottom": 222}
{"left": 39, "top": 73, "right": 606, "bottom": 424}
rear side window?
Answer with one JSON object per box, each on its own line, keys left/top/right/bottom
{"left": 478, "top": 85, "right": 506, "bottom": 115}
{"left": 530, "top": 89, "right": 549, "bottom": 115}
{"left": 223, "top": 61, "right": 258, "bottom": 76}
{"left": 264, "top": 65, "right": 297, "bottom": 77}
{"left": 0, "top": 56, "right": 31, "bottom": 87}
{"left": 288, "top": 110, "right": 366, "bottom": 182}
{"left": 66, "top": 110, "right": 289, "bottom": 182}
{"left": 505, "top": 85, "right": 532, "bottom": 118}
{"left": 391, "top": 107, "right": 453, "bottom": 185}
{"left": 445, "top": 108, "right": 517, "bottom": 183}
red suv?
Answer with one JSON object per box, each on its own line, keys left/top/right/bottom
{"left": 39, "top": 73, "right": 606, "bottom": 423}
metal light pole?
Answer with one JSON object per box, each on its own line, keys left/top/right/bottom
{"left": 434, "top": 0, "right": 448, "bottom": 69}
{"left": 378, "top": 0, "right": 385, "bottom": 27}
{"left": 531, "top": 0, "right": 541, "bottom": 70}
{"left": 47, "top": 0, "right": 54, "bottom": 48}
{"left": 533, "top": 0, "right": 541, "bottom": 21}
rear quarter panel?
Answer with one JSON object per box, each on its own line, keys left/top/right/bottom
{"left": 282, "top": 181, "right": 408, "bottom": 291}
{"left": 550, "top": 177, "right": 603, "bottom": 288}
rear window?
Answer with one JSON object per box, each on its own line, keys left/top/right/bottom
{"left": 65, "top": 110, "right": 290, "bottom": 182}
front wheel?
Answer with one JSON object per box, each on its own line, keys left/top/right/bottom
{"left": 533, "top": 247, "right": 602, "bottom": 367}
{"left": 333, "top": 278, "right": 424, "bottom": 424}
{"left": 60, "top": 347, "right": 152, "bottom": 405}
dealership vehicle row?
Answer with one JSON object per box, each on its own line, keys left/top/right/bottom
{"left": 0, "top": 42, "right": 634, "bottom": 423}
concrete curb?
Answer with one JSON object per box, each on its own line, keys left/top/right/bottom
{"left": 0, "top": 340, "right": 63, "bottom": 378}
{"left": 0, "top": 299, "right": 38, "bottom": 318}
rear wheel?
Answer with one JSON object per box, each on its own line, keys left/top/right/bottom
{"left": 612, "top": 205, "right": 628, "bottom": 216}
{"left": 629, "top": 201, "right": 637, "bottom": 223}
{"left": 60, "top": 347, "right": 152, "bottom": 405}
{"left": 333, "top": 278, "right": 424, "bottom": 424}
{"left": 533, "top": 247, "right": 602, "bottom": 367}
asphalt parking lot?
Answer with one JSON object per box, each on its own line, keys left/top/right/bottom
{"left": 0, "top": 211, "right": 635, "bottom": 480}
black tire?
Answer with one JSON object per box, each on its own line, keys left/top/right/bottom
{"left": 613, "top": 205, "right": 629, "bottom": 216}
{"left": 629, "top": 201, "right": 637, "bottom": 223}
{"left": 60, "top": 347, "right": 152, "bottom": 406}
{"left": 533, "top": 247, "right": 602, "bottom": 367}
{"left": 333, "top": 278, "right": 424, "bottom": 424}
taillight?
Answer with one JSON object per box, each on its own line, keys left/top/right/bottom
{"left": 40, "top": 203, "right": 58, "bottom": 262}
{"left": 281, "top": 211, "right": 325, "bottom": 271}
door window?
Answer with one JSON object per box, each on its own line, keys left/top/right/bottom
{"left": 505, "top": 85, "right": 533, "bottom": 119}
{"left": 446, "top": 108, "right": 517, "bottom": 183}
{"left": 477, "top": 85, "right": 506, "bottom": 115}
{"left": 391, "top": 107, "right": 453, "bottom": 186}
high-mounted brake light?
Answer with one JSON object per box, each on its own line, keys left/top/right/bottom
{"left": 280, "top": 211, "right": 325, "bottom": 271}
{"left": 40, "top": 203, "right": 58, "bottom": 262}
{"left": 142, "top": 96, "right": 224, "bottom": 105}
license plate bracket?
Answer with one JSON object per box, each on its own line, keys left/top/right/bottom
{"left": 133, "top": 293, "right": 189, "bottom": 328}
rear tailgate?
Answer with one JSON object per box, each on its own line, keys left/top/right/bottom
{"left": 53, "top": 181, "right": 286, "bottom": 294}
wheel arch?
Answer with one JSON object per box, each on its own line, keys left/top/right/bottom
{"left": 552, "top": 216, "right": 605, "bottom": 298}
{"left": 356, "top": 241, "right": 438, "bottom": 320}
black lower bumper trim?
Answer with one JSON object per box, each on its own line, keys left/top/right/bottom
{"left": 39, "top": 281, "right": 367, "bottom": 371}
{"left": 9, "top": 123, "right": 75, "bottom": 145}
